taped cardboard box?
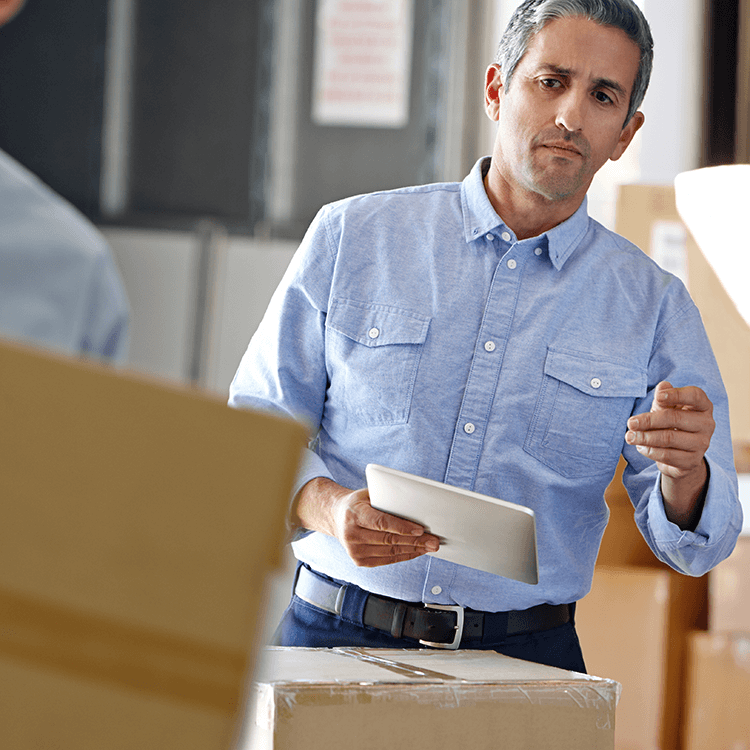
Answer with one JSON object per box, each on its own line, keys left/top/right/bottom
{"left": 575, "top": 566, "right": 707, "bottom": 750}
{"left": 0, "top": 340, "right": 307, "bottom": 750}
{"left": 241, "top": 647, "right": 620, "bottom": 750}
{"left": 683, "top": 632, "right": 750, "bottom": 750}
{"left": 709, "top": 534, "right": 750, "bottom": 633}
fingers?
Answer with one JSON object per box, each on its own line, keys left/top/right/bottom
{"left": 650, "top": 381, "right": 713, "bottom": 413}
{"left": 334, "top": 489, "right": 441, "bottom": 568}
{"left": 626, "top": 381, "right": 715, "bottom": 477}
{"left": 355, "top": 497, "right": 427, "bottom": 537}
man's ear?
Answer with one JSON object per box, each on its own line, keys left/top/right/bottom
{"left": 485, "top": 64, "right": 504, "bottom": 122}
{"left": 610, "top": 110, "right": 645, "bottom": 162}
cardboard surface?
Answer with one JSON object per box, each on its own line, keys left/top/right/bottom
{"left": 0, "top": 340, "right": 307, "bottom": 750}
{"left": 615, "top": 184, "right": 750, "bottom": 444}
{"left": 576, "top": 566, "right": 707, "bottom": 750}
{"left": 709, "top": 535, "right": 750, "bottom": 633}
{"left": 243, "top": 647, "right": 619, "bottom": 750}
{"left": 683, "top": 632, "right": 750, "bottom": 750}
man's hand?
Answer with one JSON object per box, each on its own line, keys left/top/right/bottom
{"left": 293, "top": 477, "right": 440, "bottom": 567}
{"left": 625, "top": 381, "right": 714, "bottom": 529}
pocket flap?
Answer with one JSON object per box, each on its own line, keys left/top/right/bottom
{"left": 327, "top": 299, "right": 430, "bottom": 347}
{"left": 544, "top": 348, "right": 647, "bottom": 397}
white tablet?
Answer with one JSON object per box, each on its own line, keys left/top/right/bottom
{"left": 365, "top": 464, "right": 538, "bottom": 584}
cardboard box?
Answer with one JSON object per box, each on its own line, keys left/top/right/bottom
{"left": 709, "top": 534, "right": 750, "bottom": 633}
{"left": 575, "top": 566, "right": 707, "bottom": 750}
{"left": 0, "top": 341, "right": 307, "bottom": 750}
{"left": 242, "top": 647, "right": 620, "bottom": 750}
{"left": 615, "top": 184, "right": 750, "bottom": 444}
{"left": 683, "top": 632, "right": 750, "bottom": 750}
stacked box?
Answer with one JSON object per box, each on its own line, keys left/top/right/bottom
{"left": 683, "top": 632, "right": 750, "bottom": 750}
{"left": 576, "top": 567, "right": 706, "bottom": 750}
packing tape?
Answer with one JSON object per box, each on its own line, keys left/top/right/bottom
{"left": 0, "top": 586, "right": 246, "bottom": 713}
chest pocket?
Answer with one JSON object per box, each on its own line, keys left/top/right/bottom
{"left": 524, "top": 348, "right": 647, "bottom": 478}
{"left": 326, "top": 299, "right": 431, "bottom": 426}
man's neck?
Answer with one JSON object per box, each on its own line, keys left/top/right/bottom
{"left": 482, "top": 170, "right": 585, "bottom": 241}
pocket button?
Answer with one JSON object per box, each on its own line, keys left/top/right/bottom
{"left": 368, "top": 327, "right": 380, "bottom": 339}
{"left": 590, "top": 377, "right": 602, "bottom": 389}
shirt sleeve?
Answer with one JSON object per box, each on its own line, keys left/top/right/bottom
{"left": 621, "top": 300, "right": 743, "bottom": 576}
{"left": 228, "top": 206, "right": 337, "bottom": 497}
{"left": 79, "top": 250, "right": 131, "bottom": 364}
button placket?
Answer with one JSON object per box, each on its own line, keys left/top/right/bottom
{"left": 445, "top": 248, "right": 522, "bottom": 489}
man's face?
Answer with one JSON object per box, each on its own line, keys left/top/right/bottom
{"left": 486, "top": 16, "right": 644, "bottom": 205}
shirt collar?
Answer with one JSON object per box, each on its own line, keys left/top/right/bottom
{"left": 461, "top": 156, "right": 591, "bottom": 271}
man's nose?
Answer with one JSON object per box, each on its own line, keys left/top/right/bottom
{"left": 555, "top": 92, "right": 585, "bottom": 133}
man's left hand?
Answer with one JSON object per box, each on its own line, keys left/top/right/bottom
{"left": 625, "top": 381, "right": 714, "bottom": 529}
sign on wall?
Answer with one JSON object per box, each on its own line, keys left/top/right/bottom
{"left": 311, "top": 0, "right": 415, "bottom": 128}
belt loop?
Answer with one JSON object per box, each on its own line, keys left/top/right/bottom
{"left": 390, "top": 601, "right": 408, "bottom": 639}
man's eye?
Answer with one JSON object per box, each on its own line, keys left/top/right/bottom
{"left": 540, "top": 78, "right": 561, "bottom": 89}
{"left": 594, "top": 91, "right": 614, "bottom": 104}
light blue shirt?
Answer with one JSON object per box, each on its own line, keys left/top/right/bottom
{"left": 229, "top": 157, "right": 742, "bottom": 612}
{"left": 0, "top": 150, "right": 129, "bottom": 362}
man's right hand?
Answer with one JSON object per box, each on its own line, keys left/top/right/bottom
{"left": 293, "top": 477, "right": 440, "bottom": 567}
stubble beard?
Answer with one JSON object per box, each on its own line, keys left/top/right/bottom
{"left": 522, "top": 131, "right": 592, "bottom": 202}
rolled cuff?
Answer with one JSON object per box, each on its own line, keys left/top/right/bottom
{"left": 645, "top": 455, "right": 742, "bottom": 575}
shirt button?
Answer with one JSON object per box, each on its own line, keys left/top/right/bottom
{"left": 591, "top": 378, "right": 602, "bottom": 389}
{"left": 431, "top": 586, "right": 442, "bottom": 595}
{"left": 534, "top": 247, "right": 543, "bottom": 256}
{"left": 485, "top": 233, "right": 494, "bottom": 241}
{"left": 501, "top": 231, "right": 511, "bottom": 241}
{"left": 484, "top": 341, "right": 496, "bottom": 352}
{"left": 507, "top": 259, "right": 517, "bottom": 270}
{"left": 368, "top": 327, "right": 380, "bottom": 339}
{"left": 464, "top": 422, "right": 475, "bottom": 434}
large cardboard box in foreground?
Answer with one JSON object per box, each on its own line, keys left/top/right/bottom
{"left": 0, "top": 341, "right": 307, "bottom": 750}
{"left": 683, "top": 632, "right": 750, "bottom": 750}
{"left": 243, "top": 647, "right": 620, "bottom": 750}
{"left": 575, "top": 566, "right": 707, "bottom": 750}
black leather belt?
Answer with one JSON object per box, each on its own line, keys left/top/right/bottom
{"left": 294, "top": 565, "right": 571, "bottom": 650}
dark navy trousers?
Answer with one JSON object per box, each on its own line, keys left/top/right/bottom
{"left": 273, "top": 565, "right": 587, "bottom": 673}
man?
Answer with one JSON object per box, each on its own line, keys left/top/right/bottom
{"left": 0, "top": 0, "right": 130, "bottom": 362}
{"left": 230, "top": 0, "right": 742, "bottom": 671}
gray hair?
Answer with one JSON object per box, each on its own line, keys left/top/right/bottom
{"left": 496, "top": 0, "right": 654, "bottom": 125}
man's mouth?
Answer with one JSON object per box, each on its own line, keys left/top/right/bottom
{"left": 542, "top": 143, "right": 582, "bottom": 156}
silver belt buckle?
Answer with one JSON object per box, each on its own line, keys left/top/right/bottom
{"left": 419, "top": 603, "right": 465, "bottom": 650}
